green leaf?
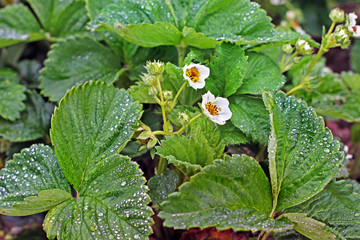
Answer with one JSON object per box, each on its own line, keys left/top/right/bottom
{"left": 0, "top": 91, "right": 54, "bottom": 142}
{"left": 159, "top": 155, "right": 293, "bottom": 232}
{"left": 50, "top": 81, "right": 142, "bottom": 192}
{"left": 44, "top": 154, "right": 153, "bottom": 240}
{"left": 162, "top": 62, "right": 203, "bottom": 106}
{"left": 229, "top": 95, "right": 270, "bottom": 145}
{"left": 91, "top": 0, "right": 277, "bottom": 48}
{"left": 112, "top": 21, "right": 182, "bottom": 48}
{"left": 280, "top": 213, "right": 335, "bottom": 240}
{"left": 188, "top": 117, "right": 225, "bottom": 159}
{"left": 206, "top": 43, "right": 247, "bottom": 97}
{"left": 217, "top": 122, "right": 250, "bottom": 145}
{"left": 341, "top": 72, "right": 360, "bottom": 91}
{"left": 1, "top": 189, "right": 71, "bottom": 216}
{"left": 182, "top": 27, "right": 218, "bottom": 49}
{"left": 0, "top": 68, "right": 18, "bottom": 82}
{"left": 18, "top": 60, "right": 41, "bottom": 89}
{"left": 263, "top": 91, "right": 343, "bottom": 211}
{"left": 27, "top": 0, "right": 89, "bottom": 37}
{"left": 0, "top": 74, "right": 26, "bottom": 121}
{"left": 128, "top": 82, "right": 157, "bottom": 104}
{"left": 350, "top": 40, "right": 360, "bottom": 73}
{"left": 86, "top": 0, "right": 115, "bottom": 20}
{"left": 156, "top": 134, "right": 215, "bottom": 177}
{"left": 148, "top": 170, "right": 178, "bottom": 205}
{"left": 236, "top": 52, "right": 285, "bottom": 95}
{"left": 285, "top": 180, "right": 360, "bottom": 239}
{"left": 0, "top": 144, "right": 70, "bottom": 214}
{"left": 39, "top": 36, "right": 122, "bottom": 101}
{"left": 0, "top": 4, "right": 45, "bottom": 48}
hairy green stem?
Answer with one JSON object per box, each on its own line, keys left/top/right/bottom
{"left": 153, "top": 130, "right": 170, "bottom": 136}
{"left": 286, "top": 83, "right": 305, "bottom": 96}
{"left": 156, "top": 75, "right": 169, "bottom": 133}
{"left": 157, "top": 157, "right": 168, "bottom": 175}
{"left": 172, "top": 81, "right": 188, "bottom": 108}
{"left": 175, "top": 113, "right": 202, "bottom": 135}
{"left": 177, "top": 43, "right": 186, "bottom": 67}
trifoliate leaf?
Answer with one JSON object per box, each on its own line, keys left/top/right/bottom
{"left": 27, "top": 0, "right": 89, "bottom": 38}
{"left": 156, "top": 134, "right": 215, "bottom": 177}
{"left": 237, "top": 52, "right": 285, "bottom": 94}
{"left": 90, "top": 0, "right": 280, "bottom": 48}
{"left": 39, "top": 36, "right": 122, "bottom": 101}
{"left": 50, "top": 81, "right": 142, "bottom": 192}
{"left": 206, "top": 43, "right": 247, "bottom": 98}
{"left": 229, "top": 95, "right": 270, "bottom": 145}
{"left": 263, "top": 91, "right": 343, "bottom": 211}
{"left": 0, "top": 73, "right": 26, "bottom": 121}
{"left": 0, "top": 91, "right": 54, "bottom": 142}
{"left": 148, "top": 170, "right": 178, "bottom": 206}
{"left": 44, "top": 154, "right": 153, "bottom": 240}
{"left": 0, "top": 4, "right": 45, "bottom": 48}
{"left": 162, "top": 62, "right": 204, "bottom": 106}
{"left": 0, "top": 144, "right": 70, "bottom": 215}
{"left": 284, "top": 180, "right": 360, "bottom": 239}
{"left": 159, "top": 155, "right": 293, "bottom": 232}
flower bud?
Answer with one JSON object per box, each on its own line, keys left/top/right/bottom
{"left": 333, "top": 25, "right": 351, "bottom": 49}
{"left": 329, "top": 8, "right": 345, "bottom": 23}
{"left": 145, "top": 60, "right": 164, "bottom": 75}
{"left": 163, "top": 91, "right": 173, "bottom": 100}
{"left": 178, "top": 112, "right": 190, "bottom": 124}
{"left": 293, "top": 56, "right": 303, "bottom": 64}
{"left": 295, "top": 39, "right": 312, "bottom": 55}
{"left": 282, "top": 43, "right": 294, "bottom": 54}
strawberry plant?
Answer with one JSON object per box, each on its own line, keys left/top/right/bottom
{"left": 0, "top": 0, "right": 360, "bottom": 239}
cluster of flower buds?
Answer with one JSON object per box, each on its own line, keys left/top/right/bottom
{"left": 141, "top": 60, "right": 165, "bottom": 96}
{"left": 327, "top": 9, "right": 359, "bottom": 49}
{"left": 134, "top": 124, "right": 158, "bottom": 150}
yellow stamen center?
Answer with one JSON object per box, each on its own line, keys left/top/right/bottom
{"left": 205, "top": 102, "right": 220, "bottom": 116}
{"left": 186, "top": 67, "right": 200, "bottom": 83}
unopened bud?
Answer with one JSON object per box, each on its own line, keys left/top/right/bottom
{"left": 178, "top": 112, "right": 190, "bottom": 124}
{"left": 145, "top": 60, "right": 165, "bottom": 75}
{"left": 163, "top": 91, "right": 173, "bottom": 100}
{"left": 293, "top": 56, "right": 302, "bottom": 64}
{"left": 333, "top": 25, "right": 351, "bottom": 49}
{"left": 295, "top": 39, "right": 312, "bottom": 55}
{"left": 282, "top": 43, "right": 294, "bottom": 54}
{"left": 329, "top": 8, "right": 345, "bottom": 23}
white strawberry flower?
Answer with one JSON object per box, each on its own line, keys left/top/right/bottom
{"left": 347, "top": 13, "right": 360, "bottom": 38}
{"left": 183, "top": 63, "right": 210, "bottom": 89}
{"left": 201, "top": 91, "right": 232, "bottom": 125}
